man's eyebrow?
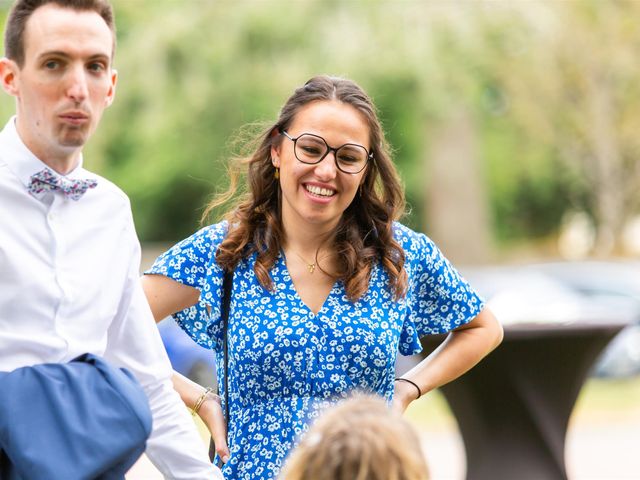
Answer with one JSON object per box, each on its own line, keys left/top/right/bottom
{"left": 36, "top": 51, "right": 111, "bottom": 62}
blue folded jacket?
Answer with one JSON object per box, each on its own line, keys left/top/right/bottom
{"left": 0, "top": 353, "right": 152, "bottom": 480}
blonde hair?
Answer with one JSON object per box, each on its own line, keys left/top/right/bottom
{"left": 279, "top": 395, "right": 429, "bottom": 480}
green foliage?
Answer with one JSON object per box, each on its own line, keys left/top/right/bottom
{"left": 0, "top": 0, "right": 636, "bottom": 255}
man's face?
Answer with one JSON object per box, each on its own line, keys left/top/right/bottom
{"left": 1, "top": 3, "right": 116, "bottom": 167}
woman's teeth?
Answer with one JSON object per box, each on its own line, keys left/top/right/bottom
{"left": 305, "top": 185, "right": 335, "bottom": 197}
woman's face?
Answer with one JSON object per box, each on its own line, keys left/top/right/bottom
{"left": 271, "top": 100, "right": 370, "bottom": 236}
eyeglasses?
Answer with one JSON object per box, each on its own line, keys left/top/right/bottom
{"left": 280, "top": 130, "right": 372, "bottom": 174}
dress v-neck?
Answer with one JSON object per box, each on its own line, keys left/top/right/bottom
{"left": 149, "top": 220, "right": 487, "bottom": 480}
{"left": 279, "top": 252, "right": 338, "bottom": 316}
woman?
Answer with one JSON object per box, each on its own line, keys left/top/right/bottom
{"left": 142, "top": 75, "right": 503, "bottom": 480}
{"left": 279, "top": 394, "right": 429, "bottom": 480}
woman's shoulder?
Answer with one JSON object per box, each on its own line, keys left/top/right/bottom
{"left": 156, "top": 221, "right": 229, "bottom": 264}
{"left": 196, "top": 220, "right": 229, "bottom": 238}
{"left": 176, "top": 220, "right": 228, "bottom": 250}
{"left": 392, "top": 222, "right": 436, "bottom": 258}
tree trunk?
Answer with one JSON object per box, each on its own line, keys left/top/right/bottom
{"left": 424, "top": 107, "right": 492, "bottom": 264}
{"left": 586, "top": 71, "right": 624, "bottom": 256}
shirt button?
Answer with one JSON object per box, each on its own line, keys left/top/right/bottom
{"left": 48, "top": 213, "right": 55, "bottom": 222}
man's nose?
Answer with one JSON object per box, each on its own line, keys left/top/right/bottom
{"left": 66, "top": 66, "right": 88, "bottom": 103}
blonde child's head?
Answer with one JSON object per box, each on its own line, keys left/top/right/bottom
{"left": 280, "top": 394, "right": 429, "bottom": 480}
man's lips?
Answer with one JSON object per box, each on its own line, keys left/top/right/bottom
{"left": 59, "top": 112, "right": 89, "bottom": 125}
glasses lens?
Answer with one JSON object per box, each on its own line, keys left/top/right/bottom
{"left": 295, "top": 135, "right": 327, "bottom": 164}
{"left": 336, "top": 145, "right": 368, "bottom": 173}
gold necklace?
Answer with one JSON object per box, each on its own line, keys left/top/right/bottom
{"left": 291, "top": 250, "right": 318, "bottom": 274}
{"left": 287, "top": 249, "right": 328, "bottom": 274}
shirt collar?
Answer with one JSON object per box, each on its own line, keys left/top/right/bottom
{"left": 0, "top": 116, "right": 87, "bottom": 189}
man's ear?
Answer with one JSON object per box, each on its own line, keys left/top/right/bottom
{"left": 0, "top": 58, "right": 20, "bottom": 97}
{"left": 104, "top": 68, "right": 117, "bottom": 107}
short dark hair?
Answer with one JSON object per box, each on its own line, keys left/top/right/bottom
{"left": 4, "top": 0, "right": 115, "bottom": 66}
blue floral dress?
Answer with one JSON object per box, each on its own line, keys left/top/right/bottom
{"left": 148, "top": 221, "right": 484, "bottom": 480}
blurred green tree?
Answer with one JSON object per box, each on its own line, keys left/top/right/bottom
{"left": 0, "top": 0, "right": 637, "bottom": 260}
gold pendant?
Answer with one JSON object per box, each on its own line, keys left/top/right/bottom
{"left": 307, "top": 263, "right": 316, "bottom": 274}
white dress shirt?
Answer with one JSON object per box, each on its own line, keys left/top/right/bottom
{"left": 0, "top": 118, "right": 222, "bottom": 479}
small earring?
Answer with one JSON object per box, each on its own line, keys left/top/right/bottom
{"left": 274, "top": 167, "right": 280, "bottom": 180}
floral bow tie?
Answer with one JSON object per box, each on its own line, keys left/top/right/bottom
{"left": 28, "top": 167, "right": 98, "bottom": 201}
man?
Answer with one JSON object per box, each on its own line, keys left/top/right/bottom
{"left": 0, "top": 0, "right": 222, "bottom": 478}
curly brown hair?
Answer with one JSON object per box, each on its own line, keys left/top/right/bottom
{"left": 204, "top": 75, "right": 407, "bottom": 301}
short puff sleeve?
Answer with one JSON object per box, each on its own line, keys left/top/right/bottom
{"left": 395, "top": 223, "right": 484, "bottom": 355}
{"left": 146, "top": 222, "right": 228, "bottom": 351}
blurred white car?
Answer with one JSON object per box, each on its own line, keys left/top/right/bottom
{"left": 528, "top": 261, "right": 640, "bottom": 378}
{"left": 462, "top": 261, "right": 640, "bottom": 378}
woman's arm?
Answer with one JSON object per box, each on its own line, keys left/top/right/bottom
{"left": 172, "top": 372, "right": 230, "bottom": 463}
{"left": 392, "top": 307, "right": 503, "bottom": 413}
{"left": 141, "top": 274, "right": 200, "bottom": 323}
{"left": 141, "top": 274, "right": 230, "bottom": 462}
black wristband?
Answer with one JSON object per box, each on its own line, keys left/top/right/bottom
{"left": 394, "top": 377, "right": 422, "bottom": 400}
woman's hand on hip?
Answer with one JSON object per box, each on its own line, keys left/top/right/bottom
{"left": 197, "top": 392, "right": 230, "bottom": 463}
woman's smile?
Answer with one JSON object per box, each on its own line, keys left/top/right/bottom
{"left": 273, "top": 100, "right": 369, "bottom": 232}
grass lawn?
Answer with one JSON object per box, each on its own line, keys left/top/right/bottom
{"left": 404, "top": 375, "right": 640, "bottom": 429}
